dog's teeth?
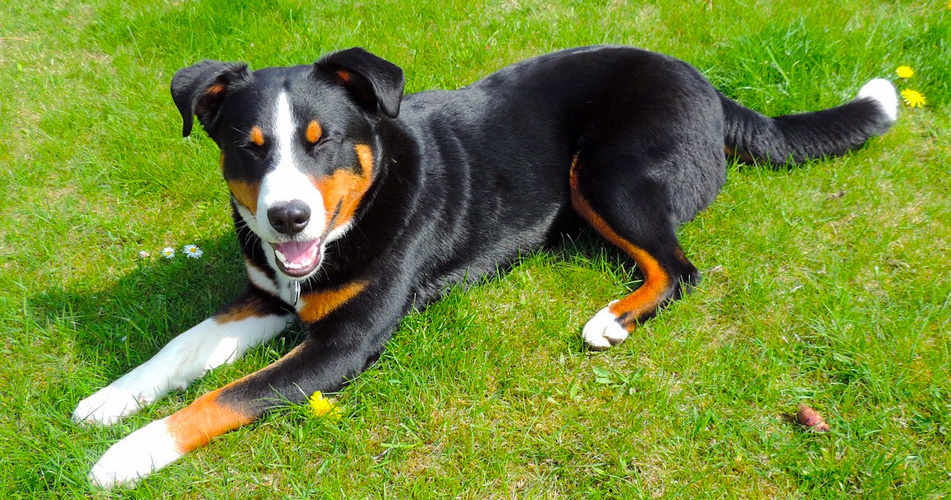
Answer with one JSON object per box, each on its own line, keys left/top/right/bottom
{"left": 286, "top": 259, "right": 312, "bottom": 271}
{"left": 275, "top": 250, "right": 288, "bottom": 265}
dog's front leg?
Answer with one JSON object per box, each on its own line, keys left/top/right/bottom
{"left": 86, "top": 279, "right": 402, "bottom": 488}
{"left": 72, "top": 285, "right": 293, "bottom": 425}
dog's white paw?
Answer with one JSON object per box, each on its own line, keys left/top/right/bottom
{"left": 88, "top": 417, "right": 182, "bottom": 489}
{"left": 73, "top": 385, "right": 144, "bottom": 426}
{"left": 582, "top": 302, "right": 629, "bottom": 350}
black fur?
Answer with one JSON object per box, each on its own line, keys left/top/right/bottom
{"left": 170, "top": 60, "right": 250, "bottom": 137}
{"left": 315, "top": 47, "right": 406, "bottom": 118}
{"left": 720, "top": 91, "right": 892, "bottom": 164}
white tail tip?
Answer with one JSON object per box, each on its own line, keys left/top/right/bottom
{"left": 857, "top": 78, "right": 898, "bottom": 123}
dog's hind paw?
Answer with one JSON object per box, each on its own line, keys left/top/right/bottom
{"left": 582, "top": 302, "right": 629, "bottom": 350}
{"left": 73, "top": 385, "right": 142, "bottom": 426}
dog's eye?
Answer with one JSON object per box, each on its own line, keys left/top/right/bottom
{"left": 307, "top": 137, "right": 331, "bottom": 156}
{"left": 239, "top": 141, "right": 269, "bottom": 159}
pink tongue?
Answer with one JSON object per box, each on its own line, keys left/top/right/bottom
{"left": 276, "top": 240, "right": 319, "bottom": 264}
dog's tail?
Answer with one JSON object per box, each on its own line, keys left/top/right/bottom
{"left": 720, "top": 79, "right": 898, "bottom": 165}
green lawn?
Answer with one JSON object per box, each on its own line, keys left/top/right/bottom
{"left": 1, "top": 0, "right": 949, "bottom": 498}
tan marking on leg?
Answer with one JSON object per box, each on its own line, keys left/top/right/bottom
{"left": 606, "top": 250, "right": 670, "bottom": 322}
{"left": 214, "top": 293, "right": 278, "bottom": 324}
{"left": 165, "top": 388, "right": 255, "bottom": 453}
{"left": 569, "top": 155, "right": 672, "bottom": 327}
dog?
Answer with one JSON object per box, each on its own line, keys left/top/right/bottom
{"left": 73, "top": 45, "right": 897, "bottom": 487}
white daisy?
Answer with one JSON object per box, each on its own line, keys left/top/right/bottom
{"left": 183, "top": 244, "right": 203, "bottom": 259}
{"left": 162, "top": 247, "right": 175, "bottom": 259}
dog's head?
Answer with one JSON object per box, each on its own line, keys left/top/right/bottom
{"left": 171, "top": 48, "right": 404, "bottom": 280}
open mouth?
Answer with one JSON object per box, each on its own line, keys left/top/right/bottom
{"left": 272, "top": 239, "right": 322, "bottom": 278}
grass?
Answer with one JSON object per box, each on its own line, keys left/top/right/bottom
{"left": 1, "top": 0, "right": 949, "bottom": 497}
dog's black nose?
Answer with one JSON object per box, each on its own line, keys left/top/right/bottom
{"left": 268, "top": 200, "right": 311, "bottom": 235}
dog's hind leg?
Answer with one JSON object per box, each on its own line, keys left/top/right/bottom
{"left": 569, "top": 154, "right": 702, "bottom": 350}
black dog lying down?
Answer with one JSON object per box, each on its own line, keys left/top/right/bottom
{"left": 73, "top": 45, "right": 897, "bottom": 487}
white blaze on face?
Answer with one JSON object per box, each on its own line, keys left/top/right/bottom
{"left": 255, "top": 91, "right": 326, "bottom": 243}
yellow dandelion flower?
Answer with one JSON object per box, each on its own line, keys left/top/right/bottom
{"left": 947, "top": 0, "right": 951, "bottom": 10}
{"left": 308, "top": 391, "right": 341, "bottom": 419}
{"left": 900, "top": 89, "right": 926, "bottom": 108}
{"left": 895, "top": 66, "right": 914, "bottom": 79}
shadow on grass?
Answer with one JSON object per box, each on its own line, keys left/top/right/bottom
{"left": 17, "top": 222, "right": 641, "bottom": 493}
{"left": 31, "top": 233, "right": 267, "bottom": 376}
{"left": 32, "top": 223, "right": 638, "bottom": 382}
{"left": 552, "top": 226, "right": 637, "bottom": 269}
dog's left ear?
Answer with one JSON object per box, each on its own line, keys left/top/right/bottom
{"left": 171, "top": 60, "right": 251, "bottom": 137}
{"left": 315, "top": 48, "right": 405, "bottom": 118}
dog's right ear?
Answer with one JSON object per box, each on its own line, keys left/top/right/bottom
{"left": 314, "top": 48, "right": 405, "bottom": 119}
{"left": 171, "top": 60, "right": 250, "bottom": 137}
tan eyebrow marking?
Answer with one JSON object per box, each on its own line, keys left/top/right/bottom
{"left": 306, "top": 120, "right": 322, "bottom": 144}
{"left": 249, "top": 126, "right": 265, "bottom": 146}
